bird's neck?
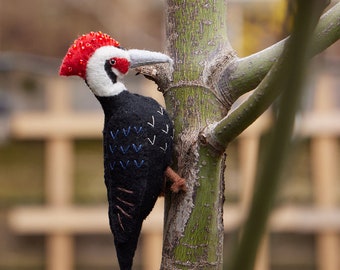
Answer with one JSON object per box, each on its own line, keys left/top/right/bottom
{"left": 95, "top": 90, "right": 130, "bottom": 117}
{"left": 88, "top": 81, "right": 126, "bottom": 97}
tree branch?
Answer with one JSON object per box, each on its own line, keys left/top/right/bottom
{"left": 229, "top": 1, "right": 326, "bottom": 269}
{"left": 211, "top": 2, "right": 340, "bottom": 106}
{"left": 202, "top": 1, "right": 340, "bottom": 149}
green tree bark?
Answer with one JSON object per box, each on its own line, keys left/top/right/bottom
{"left": 161, "top": 1, "right": 232, "bottom": 268}
{"left": 137, "top": 1, "right": 340, "bottom": 269}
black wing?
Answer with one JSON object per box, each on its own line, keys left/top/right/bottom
{"left": 102, "top": 92, "right": 173, "bottom": 243}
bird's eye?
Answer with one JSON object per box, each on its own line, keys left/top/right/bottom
{"left": 109, "top": 58, "right": 116, "bottom": 66}
{"left": 107, "top": 57, "right": 130, "bottom": 74}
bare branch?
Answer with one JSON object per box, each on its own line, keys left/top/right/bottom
{"left": 210, "top": 2, "right": 340, "bottom": 107}
{"left": 230, "top": 1, "right": 327, "bottom": 269}
{"left": 203, "top": 2, "right": 340, "bottom": 149}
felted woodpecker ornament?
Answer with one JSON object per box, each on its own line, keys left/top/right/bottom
{"left": 59, "top": 31, "right": 186, "bottom": 270}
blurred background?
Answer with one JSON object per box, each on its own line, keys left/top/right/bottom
{"left": 0, "top": 0, "right": 339, "bottom": 269}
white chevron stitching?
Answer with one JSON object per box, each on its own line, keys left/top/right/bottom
{"left": 147, "top": 115, "right": 155, "bottom": 128}
{"left": 157, "top": 107, "right": 164, "bottom": 115}
{"left": 162, "top": 124, "right": 169, "bottom": 134}
{"left": 147, "top": 135, "right": 156, "bottom": 145}
{"left": 160, "top": 143, "right": 168, "bottom": 152}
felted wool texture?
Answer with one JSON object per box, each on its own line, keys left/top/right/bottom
{"left": 96, "top": 90, "right": 173, "bottom": 267}
{"left": 128, "top": 49, "right": 173, "bottom": 68}
{"left": 86, "top": 46, "right": 131, "bottom": 97}
{"left": 59, "top": 31, "right": 120, "bottom": 79}
{"left": 59, "top": 30, "right": 175, "bottom": 270}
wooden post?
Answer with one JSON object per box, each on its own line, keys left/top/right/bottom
{"left": 311, "top": 73, "right": 339, "bottom": 270}
{"left": 44, "top": 79, "right": 74, "bottom": 270}
{"left": 143, "top": 231, "right": 163, "bottom": 270}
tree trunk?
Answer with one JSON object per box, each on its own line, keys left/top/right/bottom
{"left": 161, "top": 1, "right": 234, "bottom": 269}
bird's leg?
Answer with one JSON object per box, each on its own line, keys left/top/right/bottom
{"left": 165, "top": 167, "right": 187, "bottom": 193}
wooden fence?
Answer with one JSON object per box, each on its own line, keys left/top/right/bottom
{"left": 7, "top": 72, "right": 340, "bottom": 270}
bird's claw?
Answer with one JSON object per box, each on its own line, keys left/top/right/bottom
{"left": 165, "top": 167, "right": 187, "bottom": 193}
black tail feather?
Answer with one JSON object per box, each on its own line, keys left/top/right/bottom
{"left": 114, "top": 227, "right": 141, "bottom": 270}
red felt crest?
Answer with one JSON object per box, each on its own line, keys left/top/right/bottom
{"left": 59, "top": 31, "right": 120, "bottom": 79}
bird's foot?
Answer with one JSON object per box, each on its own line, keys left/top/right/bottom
{"left": 165, "top": 167, "right": 187, "bottom": 193}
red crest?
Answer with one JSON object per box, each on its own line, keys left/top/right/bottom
{"left": 59, "top": 31, "right": 120, "bottom": 79}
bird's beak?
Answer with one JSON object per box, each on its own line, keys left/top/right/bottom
{"left": 128, "top": 49, "right": 173, "bottom": 69}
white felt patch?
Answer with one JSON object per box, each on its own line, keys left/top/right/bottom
{"left": 86, "top": 46, "right": 130, "bottom": 96}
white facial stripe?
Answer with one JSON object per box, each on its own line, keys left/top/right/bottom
{"left": 86, "top": 46, "right": 130, "bottom": 96}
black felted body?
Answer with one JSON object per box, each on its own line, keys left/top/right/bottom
{"left": 96, "top": 90, "right": 173, "bottom": 270}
